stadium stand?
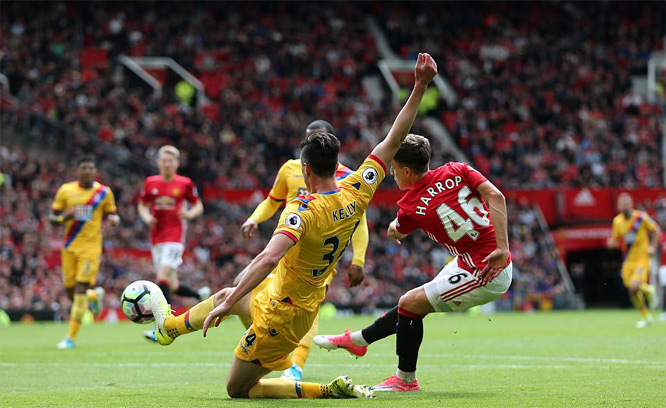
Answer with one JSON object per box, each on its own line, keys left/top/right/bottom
{"left": 1, "top": 1, "right": 663, "bottom": 318}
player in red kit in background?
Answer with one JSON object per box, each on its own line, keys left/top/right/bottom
{"left": 138, "top": 145, "right": 209, "bottom": 341}
{"left": 658, "top": 222, "right": 666, "bottom": 321}
{"left": 315, "top": 134, "right": 512, "bottom": 392}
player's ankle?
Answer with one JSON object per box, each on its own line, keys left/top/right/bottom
{"left": 350, "top": 331, "right": 369, "bottom": 347}
{"left": 396, "top": 369, "right": 416, "bottom": 383}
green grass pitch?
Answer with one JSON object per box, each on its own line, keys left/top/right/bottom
{"left": 1, "top": 310, "right": 665, "bottom": 408}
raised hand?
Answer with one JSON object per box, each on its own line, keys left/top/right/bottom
{"left": 414, "top": 53, "right": 438, "bottom": 87}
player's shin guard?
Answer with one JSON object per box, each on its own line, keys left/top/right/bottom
{"left": 361, "top": 306, "right": 398, "bottom": 344}
{"left": 292, "top": 315, "right": 318, "bottom": 368}
{"left": 163, "top": 295, "right": 226, "bottom": 339}
{"left": 248, "top": 379, "right": 326, "bottom": 398}
{"left": 174, "top": 284, "right": 200, "bottom": 300}
{"left": 157, "top": 280, "right": 171, "bottom": 304}
{"left": 396, "top": 307, "right": 424, "bottom": 375}
{"left": 67, "top": 293, "right": 88, "bottom": 340}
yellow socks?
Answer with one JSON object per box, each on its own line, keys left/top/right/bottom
{"left": 292, "top": 314, "right": 318, "bottom": 368}
{"left": 248, "top": 379, "right": 330, "bottom": 398}
{"left": 66, "top": 293, "right": 88, "bottom": 340}
{"left": 630, "top": 291, "right": 648, "bottom": 317}
{"left": 164, "top": 295, "right": 229, "bottom": 339}
{"left": 640, "top": 284, "right": 655, "bottom": 307}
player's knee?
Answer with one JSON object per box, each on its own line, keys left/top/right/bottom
{"left": 226, "top": 382, "right": 249, "bottom": 398}
{"left": 629, "top": 282, "right": 640, "bottom": 293}
{"left": 398, "top": 290, "right": 418, "bottom": 312}
{"left": 74, "top": 281, "right": 90, "bottom": 294}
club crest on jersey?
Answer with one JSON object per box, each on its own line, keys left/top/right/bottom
{"left": 172, "top": 187, "right": 181, "bottom": 197}
{"left": 362, "top": 168, "right": 378, "bottom": 185}
{"left": 285, "top": 213, "right": 302, "bottom": 229}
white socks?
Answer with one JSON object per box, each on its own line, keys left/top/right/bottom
{"left": 350, "top": 331, "right": 369, "bottom": 346}
{"left": 396, "top": 368, "right": 416, "bottom": 383}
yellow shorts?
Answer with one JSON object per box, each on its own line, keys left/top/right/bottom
{"left": 61, "top": 249, "right": 101, "bottom": 288}
{"left": 621, "top": 261, "right": 650, "bottom": 288}
{"left": 234, "top": 288, "right": 316, "bottom": 371}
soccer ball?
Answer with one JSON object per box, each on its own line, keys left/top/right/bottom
{"left": 121, "top": 280, "right": 158, "bottom": 324}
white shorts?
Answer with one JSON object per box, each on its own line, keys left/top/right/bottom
{"left": 659, "top": 265, "right": 666, "bottom": 287}
{"left": 151, "top": 242, "right": 184, "bottom": 271}
{"left": 424, "top": 258, "right": 513, "bottom": 312}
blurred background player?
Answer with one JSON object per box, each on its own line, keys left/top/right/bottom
{"left": 315, "top": 134, "right": 512, "bottom": 392}
{"left": 148, "top": 52, "right": 437, "bottom": 400}
{"left": 137, "top": 145, "right": 208, "bottom": 341}
{"left": 608, "top": 193, "right": 660, "bottom": 328}
{"left": 49, "top": 156, "right": 120, "bottom": 349}
{"left": 658, "top": 222, "right": 666, "bottom": 321}
{"left": 239, "top": 119, "right": 369, "bottom": 381}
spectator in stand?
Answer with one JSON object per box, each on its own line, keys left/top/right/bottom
{"left": 1, "top": 147, "right": 565, "bottom": 316}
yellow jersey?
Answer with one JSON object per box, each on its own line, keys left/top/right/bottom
{"left": 249, "top": 158, "right": 369, "bottom": 267}
{"left": 51, "top": 181, "right": 117, "bottom": 253}
{"left": 269, "top": 155, "right": 386, "bottom": 311}
{"left": 612, "top": 210, "right": 658, "bottom": 264}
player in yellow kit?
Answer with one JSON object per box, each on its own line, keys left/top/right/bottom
{"left": 608, "top": 193, "right": 660, "bottom": 328}
{"left": 240, "top": 119, "right": 369, "bottom": 381}
{"left": 50, "top": 156, "right": 120, "bottom": 348}
{"left": 149, "top": 52, "right": 437, "bottom": 399}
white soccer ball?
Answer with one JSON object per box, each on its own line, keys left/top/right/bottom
{"left": 121, "top": 280, "right": 159, "bottom": 324}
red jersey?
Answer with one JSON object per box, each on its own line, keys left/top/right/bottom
{"left": 139, "top": 174, "right": 200, "bottom": 245}
{"left": 395, "top": 162, "right": 510, "bottom": 274}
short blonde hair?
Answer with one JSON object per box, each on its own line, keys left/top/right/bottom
{"left": 158, "top": 145, "right": 180, "bottom": 160}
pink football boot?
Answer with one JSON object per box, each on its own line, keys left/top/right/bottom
{"left": 313, "top": 329, "right": 368, "bottom": 358}
{"left": 371, "top": 375, "right": 420, "bottom": 392}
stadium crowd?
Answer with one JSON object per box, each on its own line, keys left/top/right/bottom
{"left": 0, "top": 147, "right": 565, "bottom": 315}
{"left": 375, "top": 1, "right": 664, "bottom": 188}
{"left": 2, "top": 1, "right": 664, "bottom": 316}
{"left": 3, "top": 1, "right": 662, "bottom": 192}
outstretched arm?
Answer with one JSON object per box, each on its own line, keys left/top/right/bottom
{"left": 370, "top": 53, "right": 437, "bottom": 166}
{"left": 203, "top": 233, "right": 295, "bottom": 335}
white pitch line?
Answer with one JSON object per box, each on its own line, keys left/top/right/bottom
{"left": 72, "top": 351, "right": 666, "bottom": 366}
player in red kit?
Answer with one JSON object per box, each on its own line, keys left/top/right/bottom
{"left": 138, "top": 145, "right": 209, "bottom": 341}
{"left": 657, "top": 228, "right": 666, "bottom": 321}
{"left": 315, "top": 134, "right": 512, "bottom": 392}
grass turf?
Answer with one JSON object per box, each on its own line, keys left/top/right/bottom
{"left": 1, "top": 310, "right": 665, "bottom": 408}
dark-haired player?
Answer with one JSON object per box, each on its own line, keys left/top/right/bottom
{"left": 50, "top": 156, "right": 120, "bottom": 349}
{"left": 149, "top": 53, "right": 437, "bottom": 399}
{"left": 315, "top": 134, "right": 512, "bottom": 392}
{"left": 240, "top": 119, "right": 369, "bottom": 381}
